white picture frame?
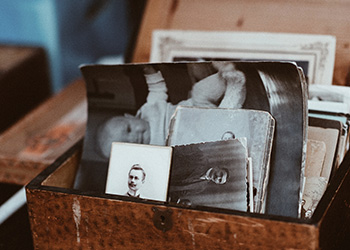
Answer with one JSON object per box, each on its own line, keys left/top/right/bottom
{"left": 150, "top": 30, "right": 336, "bottom": 85}
{"left": 105, "top": 142, "right": 173, "bottom": 202}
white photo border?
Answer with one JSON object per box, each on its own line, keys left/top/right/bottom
{"left": 150, "top": 30, "right": 336, "bottom": 85}
{"left": 105, "top": 142, "right": 173, "bottom": 202}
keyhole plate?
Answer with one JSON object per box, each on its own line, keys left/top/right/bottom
{"left": 152, "top": 207, "right": 173, "bottom": 232}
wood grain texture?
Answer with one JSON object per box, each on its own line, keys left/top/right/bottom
{"left": 27, "top": 189, "right": 318, "bottom": 250}
{"left": 133, "top": 0, "right": 350, "bottom": 85}
{"left": 0, "top": 80, "right": 86, "bottom": 185}
{"left": 25, "top": 147, "right": 350, "bottom": 249}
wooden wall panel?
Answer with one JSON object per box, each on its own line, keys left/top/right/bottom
{"left": 133, "top": 0, "right": 350, "bottom": 85}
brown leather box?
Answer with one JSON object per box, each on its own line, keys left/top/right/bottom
{"left": 25, "top": 1, "right": 350, "bottom": 248}
{"left": 0, "top": 45, "right": 51, "bottom": 133}
{"left": 25, "top": 143, "right": 350, "bottom": 249}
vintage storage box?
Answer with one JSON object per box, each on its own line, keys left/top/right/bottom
{"left": 26, "top": 142, "right": 350, "bottom": 249}
{"left": 0, "top": 79, "right": 86, "bottom": 185}
{"left": 25, "top": 0, "right": 350, "bottom": 249}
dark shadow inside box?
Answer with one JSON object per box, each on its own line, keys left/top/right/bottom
{"left": 312, "top": 148, "right": 350, "bottom": 249}
{"left": 312, "top": 147, "right": 350, "bottom": 222}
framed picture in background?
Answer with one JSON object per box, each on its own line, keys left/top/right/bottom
{"left": 150, "top": 30, "right": 336, "bottom": 85}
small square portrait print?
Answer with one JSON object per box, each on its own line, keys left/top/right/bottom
{"left": 105, "top": 142, "right": 173, "bottom": 202}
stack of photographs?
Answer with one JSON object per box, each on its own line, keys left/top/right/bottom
{"left": 74, "top": 61, "right": 310, "bottom": 219}
{"left": 301, "top": 84, "right": 350, "bottom": 218}
{"left": 167, "top": 106, "right": 274, "bottom": 213}
{"left": 73, "top": 30, "right": 350, "bottom": 220}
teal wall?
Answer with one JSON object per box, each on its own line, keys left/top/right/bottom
{"left": 0, "top": 0, "right": 138, "bottom": 92}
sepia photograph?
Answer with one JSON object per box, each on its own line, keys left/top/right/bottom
{"left": 168, "top": 139, "right": 249, "bottom": 211}
{"left": 105, "top": 142, "right": 172, "bottom": 202}
{"left": 167, "top": 106, "right": 275, "bottom": 213}
{"left": 150, "top": 30, "right": 336, "bottom": 85}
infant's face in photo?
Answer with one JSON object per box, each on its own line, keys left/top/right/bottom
{"left": 97, "top": 115, "right": 150, "bottom": 159}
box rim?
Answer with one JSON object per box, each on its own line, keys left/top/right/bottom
{"left": 26, "top": 141, "right": 350, "bottom": 226}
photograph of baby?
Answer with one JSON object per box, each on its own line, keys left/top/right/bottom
{"left": 105, "top": 142, "right": 172, "bottom": 202}
{"left": 75, "top": 61, "right": 255, "bottom": 192}
{"left": 74, "top": 61, "right": 307, "bottom": 218}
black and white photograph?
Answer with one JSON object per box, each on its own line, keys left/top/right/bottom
{"left": 150, "top": 29, "right": 336, "bottom": 85}
{"left": 168, "top": 139, "right": 249, "bottom": 211}
{"left": 308, "top": 84, "right": 350, "bottom": 114}
{"left": 105, "top": 142, "right": 172, "bottom": 202}
{"left": 74, "top": 61, "right": 307, "bottom": 218}
{"left": 167, "top": 106, "right": 275, "bottom": 213}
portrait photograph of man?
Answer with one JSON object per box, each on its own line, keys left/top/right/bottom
{"left": 105, "top": 142, "right": 172, "bottom": 202}
{"left": 126, "top": 164, "right": 146, "bottom": 198}
{"left": 168, "top": 139, "right": 249, "bottom": 212}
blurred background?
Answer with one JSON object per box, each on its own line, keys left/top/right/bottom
{"left": 0, "top": 0, "right": 146, "bottom": 93}
{"left": 0, "top": 1, "right": 146, "bottom": 249}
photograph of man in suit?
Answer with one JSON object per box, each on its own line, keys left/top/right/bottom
{"left": 169, "top": 166, "right": 229, "bottom": 204}
{"left": 167, "top": 139, "right": 250, "bottom": 212}
{"left": 126, "top": 164, "right": 146, "bottom": 198}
